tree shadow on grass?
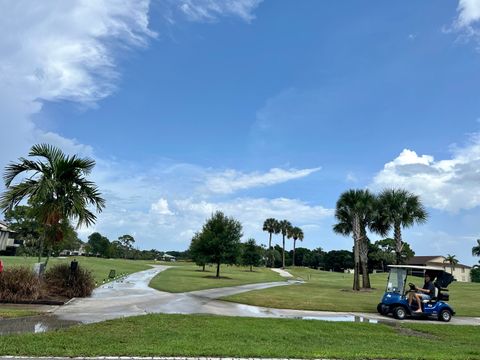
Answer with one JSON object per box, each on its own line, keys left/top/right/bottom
{"left": 202, "top": 276, "right": 233, "bottom": 280}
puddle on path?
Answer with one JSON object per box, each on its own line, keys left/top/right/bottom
{"left": 298, "top": 315, "right": 382, "bottom": 324}
{"left": 0, "top": 315, "right": 79, "bottom": 335}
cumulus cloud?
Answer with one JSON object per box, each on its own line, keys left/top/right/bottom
{"left": 205, "top": 167, "right": 321, "bottom": 194}
{"left": 455, "top": 0, "right": 480, "bottom": 29}
{"left": 151, "top": 198, "right": 174, "bottom": 216}
{"left": 372, "top": 134, "right": 480, "bottom": 212}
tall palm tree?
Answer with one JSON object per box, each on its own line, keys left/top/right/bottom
{"left": 262, "top": 218, "right": 279, "bottom": 267}
{"left": 377, "top": 189, "right": 428, "bottom": 265}
{"left": 278, "top": 219, "right": 292, "bottom": 269}
{"left": 473, "top": 239, "right": 480, "bottom": 257}
{"left": 288, "top": 226, "right": 304, "bottom": 267}
{"left": 1, "top": 144, "right": 105, "bottom": 265}
{"left": 333, "top": 189, "right": 385, "bottom": 290}
{"left": 444, "top": 254, "right": 459, "bottom": 275}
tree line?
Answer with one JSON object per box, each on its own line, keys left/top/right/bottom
{"left": 262, "top": 218, "right": 303, "bottom": 268}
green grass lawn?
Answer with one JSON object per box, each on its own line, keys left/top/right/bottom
{"left": 0, "top": 256, "right": 154, "bottom": 285}
{"left": 222, "top": 267, "right": 480, "bottom": 316}
{"left": 0, "top": 308, "right": 39, "bottom": 319}
{"left": 149, "top": 264, "right": 283, "bottom": 292}
{"left": 0, "top": 313, "right": 478, "bottom": 359}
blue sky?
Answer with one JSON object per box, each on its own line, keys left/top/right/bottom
{"left": 1, "top": 0, "right": 480, "bottom": 265}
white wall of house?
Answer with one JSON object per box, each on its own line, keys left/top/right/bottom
{"left": 425, "top": 256, "right": 471, "bottom": 282}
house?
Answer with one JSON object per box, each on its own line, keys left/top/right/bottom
{"left": 408, "top": 256, "right": 472, "bottom": 282}
{"left": 0, "top": 220, "right": 21, "bottom": 255}
{"left": 161, "top": 254, "right": 176, "bottom": 262}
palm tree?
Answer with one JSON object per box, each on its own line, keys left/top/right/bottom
{"left": 288, "top": 226, "right": 304, "bottom": 267}
{"left": 444, "top": 254, "right": 459, "bottom": 275}
{"left": 0, "top": 144, "right": 105, "bottom": 266}
{"left": 377, "top": 189, "right": 428, "bottom": 265}
{"left": 262, "top": 218, "right": 279, "bottom": 267}
{"left": 333, "top": 189, "right": 386, "bottom": 290}
{"left": 278, "top": 219, "right": 292, "bottom": 269}
{"left": 473, "top": 239, "right": 480, "bottom": 257}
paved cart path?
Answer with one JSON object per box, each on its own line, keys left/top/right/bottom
{"left": 53, "top": 266, "right": 480, "bottom": 326}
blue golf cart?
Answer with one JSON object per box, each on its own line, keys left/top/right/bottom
{"left": 377, "top": 265, "right": 455, "bottom": 322}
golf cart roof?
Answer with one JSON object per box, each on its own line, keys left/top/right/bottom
{"left": 388, "top": 265, "right": 445, "bottom": 271}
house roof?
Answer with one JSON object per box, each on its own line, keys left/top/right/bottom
{"left": 408, "top": 256, "right": 471, "bottom": 269}
{"left": 407, "top": 256, "right": 443, "bottom": 265}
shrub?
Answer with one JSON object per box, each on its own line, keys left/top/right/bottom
{"left": 0, "top": 267, "right": 41, "bottom": 302}
{"left": 44, "top": 263, "right": 95, "bottom": 298}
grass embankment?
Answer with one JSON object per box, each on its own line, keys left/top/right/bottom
{"left": 223, "top": 267, "right": 480, "bottom": 316}
{"left": 0, "top": 256, "right": 153, "bottom": 285}
{"left": 149, "top": 264, "right": 283, "bottom": 292}
{"left": 0, "top": 314, "right": 478, "bottom": 359}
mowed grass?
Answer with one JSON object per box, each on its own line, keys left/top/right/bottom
{"left": 149, "top": 264, "right": 283, "bottom": 292}
{"left": 0, "top": 313, "right": 478, "bottom": 359}
{"left": 0, "top": 308, "right": 38, "bottom": 319}
{"left": 0, "top": 256, "right": 153, "bottom": 285}
{"left": 223, "top": 267, "right": 480, "bottom": 316}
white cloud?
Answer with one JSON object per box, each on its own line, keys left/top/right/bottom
{"left": 372, "top": 134, "right": 480, "bottom": 212}
{"left": 151, "top": 198, "right": 174, "bottom": 216}
{"left": 455, "top": 0, "right": 480, "bottom": 28}
{"left": 175, "top": 0, "right": 263, "bottom": 22}
{"left": 205, "top": 167, "right": 321, "bottom": 194}
{"left": 346, "top": 172, "right": 358, "bottom": 183}
{"left": 0, "top": 0, "right": 155, "bottom": 173}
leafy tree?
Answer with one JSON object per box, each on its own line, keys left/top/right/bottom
{"left": 444, "top": 254, "right": 459, "bottom": 274}
{"left": 377, "top": 189, "right": 427, "bottom": 265}
{"left": 303, "top": 247, "right": 325, "bottom": 269}
{"left": 278, "top": 220, "right": 292, "bottom": 269}
{"left": 472, "top": 239, "right": 480, "bottom": 257}
{"left": 118, "top": 234, "right": 135, "bottom": 259}
{"left": 333, "top": 189, "right": 386, "bottom": 290}
{"left": 194, "top": 211, "right": 242, "bottom": 277}
{"left": 87, "top": 232, "right": 110, "bottom": 258}
{"left": 189, "top": 232, "right": 210, "bottom": 271}
{"left": 262, "top": 218, "right": 279, "bottom": 267}
{"left": 368, "top": 238, "right": 415, "bottom": 271}
{"left": 3, "top": 204, "right": 42, "bottom": 256}
{"left": 288, "top": 226, "right": 304, "bottom": 266}
{"left": 241, "top": 238, "right": 263, "bottom": 271}
{"left": 323, "top": 250, "right": 354, "bottom": 272}
{"left": 471, "top": 266, "right": 480, "bottom": 283}
{"left": 0, "top": 144, "right": 105, "bottom": 266}
{"left": 291, "top": 247, "right": 310, "bottom": 267}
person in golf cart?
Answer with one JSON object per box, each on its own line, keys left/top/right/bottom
{"left": 407, "top": 272, "right": 435, "bottom": 312}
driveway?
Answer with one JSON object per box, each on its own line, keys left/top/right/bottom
{"left": 54, "top": 265, "right": 480, "bottom": 326}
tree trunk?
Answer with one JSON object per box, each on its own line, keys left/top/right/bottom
{"left": 394, "top": 222, "right": 403, "bottom": 265}
{"left": 202, "top": 264, "right": 205, "bottom": 271}
{"left": 216, "top": 262, "right": 220, "bottom": 278}
{"left": 282, "top": 234, "right": 285, "bottom": 269}
{"left": 352, "top": 215, "right": 361, "bottom": 291}
{"left": 38, "top": 232, "right": 45, "bottom": 263}
{"left": 250, "top": 264, "right": 252, "bottom": 272}
{"left": 268, "top": 232, "right": 273, "bottom": 268}
{"left": 359, "top": 229, "right": 371, "bottom": 289}
{"left": 44, "top": 245, "right": 52, "bottom": 268}
{"left": 292, "top": 239, "right": 296, "bottom": 267}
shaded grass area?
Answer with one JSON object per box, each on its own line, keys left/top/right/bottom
{"left": 223, "top": 267, "right": 480, "bottom": 316}
{"left": 0, "top": 314, "right": 478, "bottom": 359}
{"left": 149, "top": 264, "right": 283, "bottom": 293}
{"left": 1, "top": 256, "right": 153, "bottom": 285}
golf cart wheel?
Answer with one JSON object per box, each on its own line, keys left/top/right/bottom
{"left": 393, "top": 306, "right": 407, "bottom": 320}
{"left": 439, "top": 309, "right": 452, "bottom": 322}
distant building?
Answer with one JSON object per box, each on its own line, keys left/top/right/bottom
{"left": 161, "top": 254, "right": 176, "bottom": 262}
{"left": 59, "top": 244, "right": 87, "bottom": 257}
{"left": 408, "top": 256, "right": 472, "bottom": 282}
{"left": 0, "top": 220, "right": 21, "bottom": 255}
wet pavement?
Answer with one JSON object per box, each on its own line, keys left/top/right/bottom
{"left": 1, "top": 265, "right": 479, "bottom": 335}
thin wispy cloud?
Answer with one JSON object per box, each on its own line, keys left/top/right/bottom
{"left": 205, "top": 167, "right": 321, "bottom": 194}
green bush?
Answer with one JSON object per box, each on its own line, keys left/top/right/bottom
{"left": 0, "top": 267, "right": 41, "bottom": 302}
{"left": 471, "top": 267, "right": 480, "bottom": 283}
{"left": 44, "top": 263, "right": 95, "bottom": 298}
